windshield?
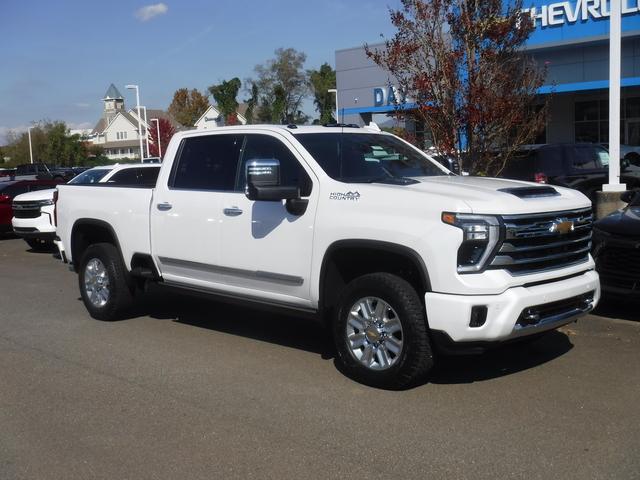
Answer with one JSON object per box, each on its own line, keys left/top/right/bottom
{"left": 294, "top": 133, "right": 447, "bottom": 183}
{"left": 68, "top": 168, "right": 111, "bottom": 184}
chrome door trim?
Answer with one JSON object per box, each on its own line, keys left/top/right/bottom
{"left": 158, "top": 256, "right": 304, "bottom": 286}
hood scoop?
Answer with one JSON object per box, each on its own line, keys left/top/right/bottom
{"left": 498, "top": 186, "right": 560, "bottom": 198}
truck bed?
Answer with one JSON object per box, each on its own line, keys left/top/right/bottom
{"left": 56, "top": 185, "right": 154, "bottom": 265}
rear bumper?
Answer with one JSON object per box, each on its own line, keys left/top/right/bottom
{"left": 425, "top": 270, "right": 600, "bottom": 343}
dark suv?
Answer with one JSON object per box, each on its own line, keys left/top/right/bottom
{"left": 592, "top": 189, "right": 640, "bottom": 298}
{"left": 501, "top": 143, "right": 639, "bottom": 201}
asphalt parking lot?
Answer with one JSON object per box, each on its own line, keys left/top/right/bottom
{"left": 1, "top": 236, "right": 639, "bottom": 480}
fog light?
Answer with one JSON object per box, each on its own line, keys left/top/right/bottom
{"left": 469, "top": 306, "right": 487, "bottom": 328}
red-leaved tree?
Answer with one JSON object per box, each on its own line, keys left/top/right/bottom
{"left": 367, "top": 0, "right": 548, "bottom": 175}
{"left": 147, "top": 118, "right": 176, "bottom": 159}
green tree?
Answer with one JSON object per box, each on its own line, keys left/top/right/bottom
{"left": 308, "top": 63, "right": 336, "bottom": 124}
{"left": 168, "top": 88, "right": 210, "bottom": 127}
{"left": 248, "top": 48, "right": 309, "bottom": 124}
{"left": 3, "top": 121, "right": 90, "bottom": 166}
{"left": 244, "top": 83, "right": 259, "bottom": 124}
{"left": 208, "top": 78, "right": 241, "bottom": 125}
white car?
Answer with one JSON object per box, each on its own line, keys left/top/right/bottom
{"left": 55, "top": 125, "right": 599, "bottom": 388}
{"left": 12, "top": 164, "right": 160, "bottom": 250}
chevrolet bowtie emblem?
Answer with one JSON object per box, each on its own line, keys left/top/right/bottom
{"left": 550, "top": 219, "right": 575, "bottom": 235}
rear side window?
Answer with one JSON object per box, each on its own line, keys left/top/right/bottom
{"left": 566, "top": 146, "right": 608, "bottom": 170}
{"left": 236, "top": 134, "right": 312, "bottom": 195}
{"left": 536, "top": 146, "right": 564, "bottom": 175}
{"left": 108, "top": 167, "right": 160, "bottom": 186}
{"left": 502, "top": 152, "right": 535, "bottom": 178}
{"left": 172, "top": 135, "right": 243, "bottom": 191}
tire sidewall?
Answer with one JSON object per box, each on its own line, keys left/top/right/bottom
{"left": 78, "top": 244, "right": 128, "bottom": 320}
{"left": 334, "top": 274, "right": 431, "bottom": 388}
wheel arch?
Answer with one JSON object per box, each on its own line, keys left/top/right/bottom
{"left": 70, "top": 219, "right": 125, "bottom": 273}
{"left": 318, "top": 239, "right": 431, "bottom": 321}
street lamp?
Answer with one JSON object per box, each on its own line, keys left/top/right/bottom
{"left": 140, "top": 106, "right": 150, "bottom": 158}
{"left": 150, "top": 118, "right": 161, "bottom": 158}
{"left": 328, "top": 88, "right": 338, "bottom": 124}
{"left": 27, "top": 126, "right": 34, "bottom": 164}
{"left": 125, "top": 84, "right": 145, "bottom": 163}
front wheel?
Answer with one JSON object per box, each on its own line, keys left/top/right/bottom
{"left": 333, "top": 273, "right": 434, "bottom": 389}
{"left": 78, "top": 243, "right": 134, "bottom": 321}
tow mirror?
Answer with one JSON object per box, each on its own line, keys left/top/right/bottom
{"left": 245, "top": 159, "right": 298, "bottom": 201}
{"left": 245, "top": 158, "right": 309, "bottom": 215}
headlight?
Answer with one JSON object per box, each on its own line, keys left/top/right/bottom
{"left": 38, "top": 199, "right": 54, "bottom": 206}
{"left": 442, "top": 212, "right": 501, "bottom": 273}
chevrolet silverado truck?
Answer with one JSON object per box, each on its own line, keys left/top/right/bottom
{"left": 54, "top": 125, "right": 600, "bottom": 388}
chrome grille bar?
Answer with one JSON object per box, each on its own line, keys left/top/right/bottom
{"left": 490, "top": 208, "right": 592, "bottom": 275}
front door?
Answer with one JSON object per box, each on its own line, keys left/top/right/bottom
{"left": 217, "top": 133, "right": 318, "bottom": 307}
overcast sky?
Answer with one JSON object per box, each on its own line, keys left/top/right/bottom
{"left": 0, "top": 0, "right": 402, "bottom": 143}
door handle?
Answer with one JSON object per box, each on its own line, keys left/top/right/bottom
{"left": 223, "top": 207, "right": 243, "bottom": 216}
{"left": 157, "top": 202, "right": 172, "bottom": 211}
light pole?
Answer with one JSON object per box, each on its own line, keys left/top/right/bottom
{"left": 141, "top": 106, "right": 150, "bottom": 158}
{"left": 328, "top": 88, "right": 338, "bottom": 124}
{"left": 125, "top": 84, "right": 145, "bottom": 163}
{"left": 150, "top": 118, "right": 162, "bottom": 158}
{"left": 27, "top": 126, "right": 34, "bottom": 164}
{"left": 604, "top": 0, "right": 625, "bottom": 193}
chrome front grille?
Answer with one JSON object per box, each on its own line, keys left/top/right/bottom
{"left": 12, "top": 202, "right": 42, "bottom": 219}
{"left": 490, "top": 208, "right": 592, "bottom": 275}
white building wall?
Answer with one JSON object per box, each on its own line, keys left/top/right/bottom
{"left": 103, "top": 115, "right": 140, "bottom": 143}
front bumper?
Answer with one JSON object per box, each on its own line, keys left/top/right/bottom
{"left": 12, "top": 213, "right": 55, "bottom": 237}
{"left": 425, "top": 270, "right": 600, "bottom": 343}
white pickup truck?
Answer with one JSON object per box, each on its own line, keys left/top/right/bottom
{"left": 55, "top": 125, "right": 600, "bottom": 388}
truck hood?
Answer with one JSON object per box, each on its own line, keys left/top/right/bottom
{"left": 12, "top": 188, "right": 56, "bottom": 202}
{"left": 404, "top": 175, "right": 591, "bottom": 214}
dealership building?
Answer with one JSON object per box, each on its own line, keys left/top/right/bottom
{"left": 335, "top": 0, "right": 640, "bottom": 148}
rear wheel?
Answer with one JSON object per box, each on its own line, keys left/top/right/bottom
{"left": 333, "top": 273, "right": 434, "bottom": 389}
{"left": 78, "top": 243, "right": 134, "bottom": 321}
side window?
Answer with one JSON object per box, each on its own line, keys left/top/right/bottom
{"left": 108, "top": 168, "right": 140, "bottom": 185}
{"left": 16, "top": 165, "right": 28, "bottom": 175}
{"left": 237, "top": 134, "right": 312, "bottom": 196}
{"left": 139, "top": 167, "right": 160, "bottom": 186}
{"left": 172, "top": 135, "right": 243, "bottom": 191}
{"left": 567, "top": 147, "right": 602, "bottom": 170}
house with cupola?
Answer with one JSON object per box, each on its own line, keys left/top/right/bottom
{"left": 89, "top": 84, "right": 180, "bottom": 161}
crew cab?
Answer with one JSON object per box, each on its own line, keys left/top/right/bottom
{"left": 54, "top": 125, "right": 600, "bottom": 388}
{"left": 12, "top": 164, "right": 160, "bottom": 250}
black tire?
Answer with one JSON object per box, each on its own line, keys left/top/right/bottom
{"left": 25, "top": 238, "right": 54, "bottom": 251}
{"left": 333, "top": 273, "right": 434, "bottom": 389}
{"left": 78, "top": 243, "right": 134, "bottom": 321}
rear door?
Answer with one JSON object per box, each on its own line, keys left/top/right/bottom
{"left": 150, "top": 133, "right": 243, "bottom": 287}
